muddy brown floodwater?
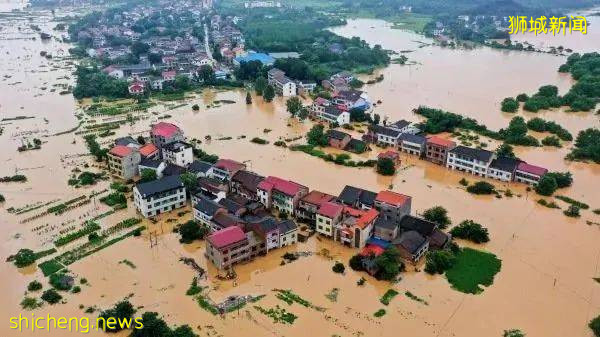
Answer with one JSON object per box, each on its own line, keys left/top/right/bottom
{"left": 0, "top": 3, "right": 599, "bottom": 337}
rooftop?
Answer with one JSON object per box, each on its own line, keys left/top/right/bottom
{"left": 207, "top": 226, "right": 246, "bottom": 249}
{"left": 194, "top": 196, "right": 223, "bottom": 217}
{"left": 490, "top": 156, "right": 521, "bottom": 172}
{"left": 356, "top": 208, "right": 379, "bottom": 229}
{"left": 151, "top": 122, "right": 181, "bottom": 138}
{"left": 214, "top": 159, "right": 245, "bottom": 173}
{"left": 372, "top": 125, "right": 401, "bottom": 138}
{"left": 139, "top": 143, "right": 158, "bottom": 157}
{"left": 259, "top": 176, "right": 306, "bottom": 197}
{"left": 375, "top": 190, "right": 411, "bottom": 207}
{"left": 136, "top": 175, "right": 183, "bottom": 198}
{"left": 188, "top": 160, "right": 213, "bottom": 174}
{"left": 427, "top": 136, "right": 456, "bottom": 148}
{"left": 109, "top": 145, "right": 133, "bottom": 157}
{"left": 393, "top": 231, "right": 427, "bottom": 255}
{"left": 398, "top": 215, "right": 436, "bottom": 237}
{"left": 399, "top": 133, "right": 427, "bottom": 145}
{"left": 301, "top": 190, "right": 335, "bottom": 206}
{"left": 517, "top": 162, "right": 548, "bottom": 176}
{"left": 327, "top": 129, "right": 350, "bottom": 140}
{"left": 318, "top": 201, "right": 344, "bottom": 218}
{"left": 450, "top": 145, "right": 494, "bottom": 162}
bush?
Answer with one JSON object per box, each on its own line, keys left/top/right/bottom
{"left": 41, "top": 289, "right": 62, "bottom": 304}
{"left": 545, "top": 172, "right": 573, "bottom": 188}
{"left": 459, "top": 178, "right": 469, "bottom": 186}
{"left": 466, "top": 181, "right": 496, "bottom": 195}
{"left": 501, "top": 97, "right": 519, "bottom": 112}
{"left": 49, "top": 273, "right": 73, "bottom": 291}
{"left": 516, "top": 93, "right": 528, "bottom": 102}
{"left": 21, "top": 296, "right": 42, "bottom": 310}
{"left": 332, "top": 262, "right": 345, "bottom": 274}
{"left": 424, "top": 250, "right": 456, "bottom": 275}
{"left": 98, "top": 300, "right": 135, "bottom": 332}
{"left": 423, "top": 206, "right": 451, "bottom": 229}
{"left": 541, "top": 136, "right": 561, "bottom": 147}
{"left": 0, "top": 194, "right": 5, "bottom": 202}
{"left": 563, "top": 205, "right": 581, "bottom": 217}
{"left": 449, "top": 220, "right": 490, "bottom": 243}
{"left": 349, "top": 254, "right": 364, "bottom": 271}
{"left": 27, "top": 280, "right": 43, "bottom": 291}
{"left": 250, "top": 137, "right": 269, "bottom": 145}
{"left": 376, "top": 157, "right": 396, "bottom": 176}
{"left": 373, "top": 247, "right": 404, "bottom": 281}
{"left": 178, "top": 220, "right": 209, "bottom": 243}
{"left": 13, "top": 249, "right": 36, "bottom": 268}
{"left": 192, "top": 104, "right": 199, "bottom": 111}
{"left": 535, "top": 175, "right": 558, "bottom": 196}
{"left": 568, "top": 128, "right": 600, "bottom": 163}
{"left": 72, "top": 286, "right": 81, "bottom": 293}
{"left": 590, "top": 315, "right": 600, "bottom": 337}
{"left": 504, "top": 329, "right": 525, "bottom": 337}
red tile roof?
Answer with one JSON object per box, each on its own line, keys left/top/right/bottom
{"left": 517, "top": 162, "right": 548, "bottom": 177}
{"left": 259, "top": 176, "right": 306, "bottom": 197}
{"left": 215, "top": 159, "right": 245, "bottom": 173}
{"left": 375, "top": 190, "right": 411, "bottom": 207}
{"left": 356, "top": 208, "right": 379, "bottom": 230}
{"left": 151, "top": 122, "right": 181, "bottom": 138}
{"left": 427, "top": 136, "right": 455, "bottom": 148}
{"left": 318, "top": 201, "right": 344, "bottom": 218}
{"left": 302, "top": 190, "right": 335, "bottom": 206}
{"left": 314, "top": 97, "right": 329, "bottom": 106}
{"left": 359, "top": 244, "right": 385, "bottom": 257}
{"left": 207, "top": 226, "right": 246, "bottom": 249}
{"left": 343, "top": 206, "right": 365, "bottom": 218}
{"left": 109, "top": 145, "right": 133, "bottom": 157}
{"left": 139, "top": 143, "right": 158, "bottom": 157}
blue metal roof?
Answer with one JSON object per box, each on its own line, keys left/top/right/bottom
{"left": 366, "top": 237, "right": 391, "bottom": 249}
{"left": 234, "top": 52, "right": 275, "bottom": 65}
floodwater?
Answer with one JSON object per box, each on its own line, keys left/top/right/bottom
{"left": 0, "top": 4, "right": 599, "bottom": 337}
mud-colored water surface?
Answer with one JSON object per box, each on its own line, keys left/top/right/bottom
{"left": 1, "top": 3, "right": 599, "bottom": 337}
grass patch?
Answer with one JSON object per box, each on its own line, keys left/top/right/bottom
{"left": 54, "top": 222, "right": 100, "bottom": 246}
{"left": 405, "top": 291, "right": 428, "bottom": 305}
{"left": 373, "top": 308, "right": 386, "bottom": 317}
{"left": 379, "top": 289, "right": 399, "bottom": 305}
{"left": 325, "top": 288, "right": 339, "bottom": 302}
{"left": 555, "top": 195, "right": 589, "bottom": 209}
{"left": 196, "top": 294, "right": 219, "bottom": 315}
{"left": 537, "top": 199, "right": 560, "bottom": 209}
{"left": 38, "top": 259, "right": 65, "bottom": 276}
{"left": 274, "top": 289, "right": 325, "bottom": 311}
{"left": 253, "top": 305, "right": 297, "bottom": 324}
{"left": 445, "top": 248, "right": 502, "bottom": 294}
{"left": 186, "top": 277, "right": 204, "bottom": 296}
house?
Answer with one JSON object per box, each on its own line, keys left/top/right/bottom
{"left": 370, "top": 125, "right": 401, "bottom": 147}
{"left": 387, "top": 120, "right": 419, "bottom": 134}
{"left": 138, "top": 158, "right": 167, "bottom": 178}
{"left": 211, "top": 212, "right": 245, "bottom": 232}
{"left": 425, "top": 136, "right": 456, "bottom": 165}
{"left": 162, "top": 163, "right": 187, "bottom": 177}
{"left": 327, "top": 129, "right": 352, "bottom": 149}
{"left": 191, "top": 177, "right": 228, "bottom": 203}
{"left": 333, "top": 90, "right": 370, "bottom": 111}
{"left": 139, "top": 143, "right": 159, "bottom": 160}
{"left": 205, "top": 226, "right": 265, "bottom": 270}
{"left": 319, "top": 106, "right": 350, "bottom": 125}
{"left": 114, "top": 136, "right": 139, "bottom": 148}
{"left": 193, "top": 195, "right": 226, "bottom": 229}
{"left": 446, "top": 146, "right": 495, "bottom": 177}
{"left": 248, "top": 217, "right": 280, "bottom": 251}
{"left": 162, "top": 141, "right": 194, "bottom": 167}
{"left": 399, "top": 133, "right": 426, "bottom": 156}
{"left": 514, "top": 162, "right": 548, "bottom": 185}
{"left": 315, "top": 202, "right": 344, "bottom": 238}
{"left": 219, "top": 197, "right": 248, "bottom": 217}
{"left": 210, "top": 159, "right": 246, "bottom": 181}
{"left": 296, "top": 190, "right": 335, "bottom": 225}
{"left": 151, "top": 122, "right": 184, "bottom": 149}
{"left": 133, "top": 175, "right": 186, "bottom": 217}
{"left": 337, "top": 185, "right": 377, "bottom": 210}
{"left": 230, "top": 170, "right": 264, "bottom": 200}
{"left": 377, "top": 150, "right": 400, "bottom": 164}
{"left": 257, "top": 176, "right": 309, "bottom": 214}
{"left": 187, "top": 160, "right": 213, "bottom": 178}
{"left": 278, "top": 219, "right": 298, "bottom": 247}
{"left": 162, "top": 70, "right": 176, "bottom": 81}
{"left": 107, "top": 145, "right": 141, "bottom": 180}
{"left": 128, "top": 81, "right": 145, "bottom": 95}
{"left": 310, "top": 97, "right": 330, "bottom": 117}
{"left": 393, "top": 231, "right": 429, "bottom": 264}
{"left": 233, "top": 52, "right": 275, "bottom": 66}
{"left": 102, "top": 65, "right": 124, "bottom": 78}
{"left": 374, "top": 190, "right": 412, "bottom": 222}
{"left": 373, "top": 217, "right": 398, "bottom": 241}
{"left": 296, "top": 81, "right": 317, "bottom": 95}
{"left": 336, "top": 207, "right": 379, "bottom": 249}
{"left": 267, "top": 68, "right": 297, "bottom": 97}
{"left": 331, "top": 71, "right": 354, "bottom": 83}
{"left": 487, "top": 156, "right": 521, "bottom": 182}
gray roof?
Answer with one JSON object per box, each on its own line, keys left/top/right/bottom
{"left": 393, "top": 231, "right": 427, "bottom": 254}
{"left": 374, "top": 216, "right": 397, "bottom": 231}
{"left": 336, "top": 90, "right": 363, "bottom": 101}
{"left": 489, "top": 156, "right": 521, "bottom": 172}
{"left": 338, "top": 185, "right": 377, "bottom": 207}
{"left": 399, "top": 133, "right": 426, "bottom": 145}
{"left": 278, "top": 219, "right": 297, "bottom": 233}
{"left": 163, "top": 141, "right": 191, "bottom": 152}
{"left": 139, "top": 158, "right": 163, "bottom": 169}
{"left": 398, "top": 215, "right": 436, "bottom": 237}
{"left": 218, "top": 197, "right": 245, "bottom": 214}
{"left": 373, "top": 125, "right": 401, "bottom": 138}
{"left": 194, "top": 196, "right": 222, "bottom": 217}
{"left": 188, "top": 160, "right": 213, "bottom": 174}
{"left": 115, "top": 136, "right": 139, "bottom": 147}
{"left": 323, "top": 106, "right": 344, "bottom": 117}
{"left": 136, "top": 175, "right": 183, "bottom": 198}
{"left": 389, "top": 120, "right": 410, "bottom": 130}
{"left": 327, "top": 129, "right": 350, "bottom": 140}
{"left": 450, "top": 146, "right": 494, "bottom": 162}
{"left": 163, "top": 163, "right": 187, "bottom": 176}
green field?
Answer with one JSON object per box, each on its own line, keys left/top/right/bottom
{"left": 445, "top": 248, "right": 502, "bottom": 294}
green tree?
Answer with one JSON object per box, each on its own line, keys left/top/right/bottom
{"left": 349, "top": 254, "right": 364, "bottom": 271}
{"left": 180, "top": 172, "right": 198, "bottom": 192}
{"left": 263, "top": 85, "right": 275, "bottom": 102}
{"left": 423, "top": 206, "right": 451, "bottom": 229}
{"left": 466, "top": 181, "right": 496, "bottom": 195}
{"left": 589, "top": 315, "right": 600, "bottom": 337}
{"left": 41, "top": 289, "right": 62, "bottom": 304}
{"left": 535, "top": 175, "right": 558, "bottom": 196}
{"left": 568, "top": 128, "right": 600, "bottom": 163}
{"left": 306, "top": 124, "right": 328, "bottom": 147}
{"left": 174, "top": 75, "right": 191, "bottom": 91}
{"left": 373, "top": 247, "right": 403, "bottom": 281}
{"left": 197, "top": 65, "right": 216, "bottom": 85}
{"left": 98, "top": 300, "right": 135, "bottom": 332}
{"left": 501, "top": 97, "right": 519, "bottom": 112}
{"left": 504, "top": 329, "right": 526, "bottom": 337}
{"left": 286, "top": 96, "right": 303, "bottom": 116}
{"left": 140, "top": 169, "right": 157, "bottom": 183}
{"left": 449, "top": 220, "right": 490, "bottom": 243}
{"left": 544, "top": 171, "right": 572, "bottom": 188}
{"left": 178, "top": 220, "right": 209, "bottom": 243}
{"left": 246, "top": 92, "right": 252, "bottom": 105}
{"left": 516, "top": 93, "right": 528, "bottom": 102}
{"left": 424, "top": 250, "right": 456, "bottom": 275}
{"left": 376, "top": 157, "right": 395, "bottom": 176}
{"left": 131, "top": 312, "right": 171, "bottom": 337}
{"left": 254, "top": 76, "right": 267, "bottom": 95}
{"left": 13, "top": 249, "right": 36, "bottom": 268}
{"left": 0, "top": 194, "right": 5, "bottom": 203}
{"left": 27, "top": 280, "right": 43, "bottom": 291}
{"left": 495, "top": 143, "right": 515, "bottom": 158}
{"left": 332, "top": 262, "right": 345, "bottom": 274}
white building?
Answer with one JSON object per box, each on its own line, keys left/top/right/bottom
{"left": 162, "top": 141, "right": 193, "bottom": 167}
{"left": 134, "top": 175, "right": 187, "bottom": 218}
{"left": 446, "top": 146, "right": 494, "bottom": 177}
{"left": 487, "top": 157, "right": 521, "bottom": 182}
{"left": 278, "top": 220, "right": 298, "bottom": 247}
{"left": 318, "top": 106, "right": 350, "bottom": 125}
{"left": 267, "top": 68, "right": 297, "bottom": 97}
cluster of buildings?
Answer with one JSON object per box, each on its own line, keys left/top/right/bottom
{"left": 266, "top": 68, "right": 317, "bottom": 97}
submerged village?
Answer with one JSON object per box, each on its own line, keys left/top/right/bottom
{"left": 1, "top": 0, "right": 600, "bottom": 337}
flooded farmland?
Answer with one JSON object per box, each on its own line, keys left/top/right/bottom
{"left": 0, "top": 3, "right": 599, "bottom": 337}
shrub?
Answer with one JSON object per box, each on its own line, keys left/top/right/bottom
{"left": 425, "top": 250, "right": 456, "bottom": 275}
{"left": 332, "top": 262, "right": 345, "bottom": 274}
{"left": 545, "top": 172, "right": 573, "bottom": 188}
{"left": 535, "top": 176, "right": 558, "bottom": 196}
{"left": 72, "top": 286, "right": 81, "bottom": 293}
{"left": 590, "top": 315, "right": 600, "bottom": 337}
{"left": 449, "top": 220, "right": 490, "bottom": 243}
{"left": 516, "top": 93, "right": 528, "bottom": 102}
{"left": 41, "top": 289, "right": 62, "bottom": 304}
{"left": 27, "top": 280, "right": 43, "bottom": 291}
{"left": 178, "top": 220, "right": 209, "bottom": 243}
{"left": 98, "top": 300, "right": 135, "bottom": 332}
{"left": 380, "top": 289, "right": 399, "bottom": 305}
{"left": 349, "top": 254, "right": 364, "bottom": 271}
{"left": 49, "top": 273, "right": 73, "bottom": 291}
{"left": 192, "top": 104, "right": 200, "bottom": 111}
{"left": 13, "top": 249, "right": 36, "bottom": 268}
{"left": 504, "top": 329, "right": 526, "bottom": 337}
{"left": 466, "top": 181, "right": 495, "bottom": 195}
{"left": 501, "top": 97, "right": 519, "bottom": 112}
{"left": 0, "top": 194, "right": 5, "bottom": 202}
{"left": 423, "top": 206, "right": 451, "bottom": 229}
{"left": 373, "top": 309, "right": 386, "bottom": 317}
{"left": 459, "top": 178, "right": 469, "bottom": 186}
{"left": 563, "top": 205, "right": 581, "bottom": 217}
{"left": 376, "top": 157, "right": 396, "bottom": 175}
{"left": 250, "top": 137, "right": 269, "bottom": 145}
{"left": 21, "top": 296, "right": 42, "bottom": 310}
{"left": 541, "top": 136, "right": 561, "bottom": 147}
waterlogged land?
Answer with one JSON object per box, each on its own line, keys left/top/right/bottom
{"left": 1, "top": 4, "right": 600, "bottom": 337}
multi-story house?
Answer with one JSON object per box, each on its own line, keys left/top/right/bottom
{"left": 425, "top": 136, "right": 456, "bottom": 165}
{"left": 257, "top": 176, "right": 309, "bottom": 215}
{"left": 187, "top": 160, "right": 213, "bottom": 178}
{"left": 267, "top": 68, "right": 297, "bottom": 96}
{"left": 514, "top": 162, "right": 548, "bottom": 185}
{"left": 319, "top": 106, "right": 350, "bottom": 125}
{"left": 296, "top": 190, "right": 335, "bottom": 225}
{"left": 335, "top": 208, "right": 379, "bottom": 249}
{"left": 315, "top": 202, "right": 344, "bottom": 238}
{"left": 247, "top": 217, "right": 298, "bottom": 252}
{"left": 205, "top": 226, "right": 265, "bottom": 270}
{"left": 133, "top": 175, "right": 186, "bottom": 217}
{"left": 193, "top": 195, "right": 226, "bottom": 229}
{"left": 370, "top": 125, "right": 401, "bottom": 147}
{"left": 230, "top": 170, "right": 264, "bottom": 200}
{"left": 446, "top": 146, "right": 495, "bottom": 177}
{"left": 387, "top": 120, "right": 420, "bottom": 134}
{"left": 487, "top": 156, "right": 522, "bottom": 182}
{"left": 374, "top": 190, "right": 412, "bottom": 222}
{"left": 332, "top": 90, "right": 370, "bottom": 111}
{"left": 393, "top": 231, "right": 429, "bottom": 264}
{"left": 327, "top": 130, "right": 352, "bottom": 149}
{"left": 278, "top": 220, "right": 298, "bottom": 247}
{"left": 139, "top": 143, "right": 159, "bottom": 160}
{"left": 210, "top": 159, "right": 246, "bottom": 182}
{"left": 337, "top": 185, "right": 377, "bottom": 210}
{"left": 107, "top": 145, "right": 141, "bottom": 180}
{"left": 162, "top": 141, "right": 193, "bottom": 167}
{"left": 398, "top": 133, "right": 426, "bottom": 156}
{"left": 151, "top": 122, "right": 185, "bottom": 150}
